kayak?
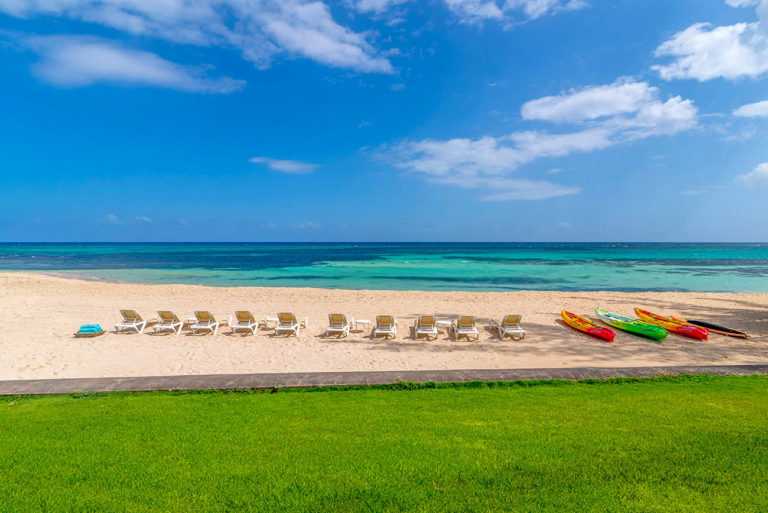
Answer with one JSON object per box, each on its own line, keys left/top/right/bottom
{"left": 595, "top": 308, "right": 668, "bottom": 340}
{"left": 634, "top": 308, "right": 708, "bottom": 340}
{"left": 561, "top": 310, "right": 615, "bottom": 342}
{"left": 672, "top": 317, "right": 748, "bottom": 339}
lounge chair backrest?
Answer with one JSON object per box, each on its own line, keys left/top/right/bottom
{"left": 457, "top": 315, "right": 475, "bottom": 328}
{"left": 158, "top": 311, "right": 179, "bottom": 323}
{"left": 195, "top": 311, "right": 215, "bottom": 323}
{"left": 377, "top": 315, "right": 394, "bottom": 328}
{"left": 278, "top": 312, "right": 297, "bottom": 325}
{"left": 328, "top": 313, "right": 346, "bottom": 327}
{"left": 418, "top": 315, "right": 435, "bottom": 328}
{"left": 121, "top": 309, "right": 142, "bottom": 322}
{"left": 236, "top": 311, "right": 254, "bottom": 323}
{"left": 502, "top": 314, "right": 521, "bottom": 326}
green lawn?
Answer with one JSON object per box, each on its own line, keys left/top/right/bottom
{"left": 1, "top": 376, "right": 767, "bottom": 512}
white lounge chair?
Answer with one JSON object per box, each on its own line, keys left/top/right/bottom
{"left": 191, "top": 311, "right": 220, "bottom": 335}
{"left": 373, "top": 315, "right": 397, "bottom": 339}
{"left": 153, "top": 311, "right": 183, "bottom": 335}
{"left": 414, "top": 314, "right": 438, "bottom": 340}
{"left": 452, "top": 315, "right": 479, "bottom": 341}
{"left": 326, "top": 313, "right": 351, "bottom": 337}
{"left": 231, "top": 310, "right": 259, "bottom": 335}
{"left": 115, "top": 310, "right": 146, "bottom": 334}
{"left": 490, "top": 314, "right": 526, "bottom": 340}
{"left": 275, "top": 312, "right": 307, "bottom": 337}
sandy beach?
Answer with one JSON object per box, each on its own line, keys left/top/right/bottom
{"left": 1, "top": 272, "right": 767, "bottom": 380}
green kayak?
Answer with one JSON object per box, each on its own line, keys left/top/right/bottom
{"left": 595, "top": 308, "right": 668, "bottom": 340}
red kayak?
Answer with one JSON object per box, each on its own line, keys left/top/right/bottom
{"left": 635, "top": 308, "right": 708, "bottom": 340}
{"left": 561, "top": 310, "right": 616, "bottom": 342}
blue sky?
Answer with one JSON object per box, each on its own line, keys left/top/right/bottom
{"left": 1, "top": 0, "right": 768, "bottom": 242}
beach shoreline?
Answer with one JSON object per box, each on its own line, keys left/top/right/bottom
{"left": 1, "top": 272, "right": 767, "bottom": 381}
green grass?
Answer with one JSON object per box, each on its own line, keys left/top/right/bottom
{"left": 1, "top": 375, "right": 766, "bottom": 512}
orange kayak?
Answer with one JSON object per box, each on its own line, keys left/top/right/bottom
{"left": 635, "top": 308, "right": 708, "bottom": 340}
{"left": 561, "top": 311, "right": 615, "bottom": 342}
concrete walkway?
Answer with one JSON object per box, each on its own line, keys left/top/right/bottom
{"left": 1, "top": 364, "right": 766, "bottom": 395}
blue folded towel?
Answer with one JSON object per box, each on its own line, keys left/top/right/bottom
{"left": 78, "top": 324, "right": 103, "bottom": 333}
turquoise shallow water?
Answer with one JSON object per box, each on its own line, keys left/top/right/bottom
{"left": 1, "top": 243, "right": 767, "bottom": 292}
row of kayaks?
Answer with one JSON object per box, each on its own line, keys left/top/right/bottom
{"left": 561, "top": 308, "right": 748, "bottom": 342}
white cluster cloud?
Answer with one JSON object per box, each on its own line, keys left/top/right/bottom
{"left": 443, "top": 0, "right": 586, "bottom": 23}
{"left": 26, "top": 35, "right": 243, "bottom": 93}
{"left": 736, "top": 162, "right": 768, "bottom": 188}
{"left": 350, "top": 0, "right": 410, "bottom": 14}
{"left": 249, "top": 156, "right": 319, "bottom": 174}
{"left": 733, "top": 99, "right": 768, "bottom": 117}
{"left": 388, "top": 80, "right": 697, "bottom": 201}
{"left": 654, "top": 0, "right": 768, "bottom": 81}
{"left": 504, "top": 0, "right": 586, "bottom": 20}
{"left": 521, "top": 81, "right": 657, "bottom": 122}
{"left": 443, "top": 0, "right": 504, "bottom": 22}
{"left": 0, "top": 0, "right": 394, "bottom": 74}
{"left": 349, "top": 0, "right": 585, "bottom": 22}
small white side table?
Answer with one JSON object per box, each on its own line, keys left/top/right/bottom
{"left": 355, "top": 319, "right": 371, "bottom": 332}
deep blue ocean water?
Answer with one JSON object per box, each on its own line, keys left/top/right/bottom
{"left": 1, "top": 242, "right": 767, "bottom": 292}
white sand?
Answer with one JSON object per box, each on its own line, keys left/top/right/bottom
{"left": 1, "top": 272, "right": 766, "bottom": 380}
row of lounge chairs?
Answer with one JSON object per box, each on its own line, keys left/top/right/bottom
{"left": 411, "top": 314, "right": 526, "bottom": 340}
{"left": 115, "top": 310, "right": 307, "bottom": 336}
{"left": 114, "top": 310, "right": 526, "bottom": 340}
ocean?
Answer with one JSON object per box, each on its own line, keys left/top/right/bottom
{"left": 1, "top": 242, "right": 767, "bottom": 292}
